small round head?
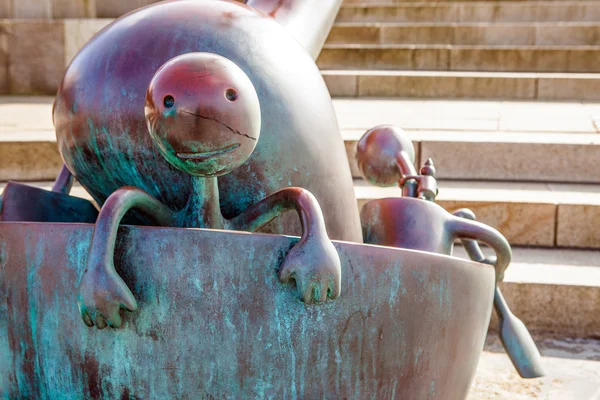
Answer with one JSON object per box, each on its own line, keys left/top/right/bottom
{"left": 356, "top": 125, "right": 416, "bottom": 187}
{"left": 145, "top": 52, "right": 261, "bottom": 177}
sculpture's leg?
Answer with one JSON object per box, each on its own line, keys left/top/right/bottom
{"left": 78, "top": 187, "right": 174, "bottom": 329}
{"left": 229, "top": 187, "right": 341, "bottom": 304}
{"left": 51, "top": 164, "right": 74, "bottom": 194}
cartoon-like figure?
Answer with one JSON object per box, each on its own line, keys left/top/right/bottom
{"left": 46, "top": 0, "right": 362, "bottom": 329}
{"left": 78, "top": 53, "right": 341, "bottom": 329}
{"left": 356, "top": 126, "right": 545, "bottom": 379}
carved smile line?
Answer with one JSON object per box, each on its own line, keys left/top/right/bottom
{"left": 177, "top": 143, "right": 240, "bottom": 160}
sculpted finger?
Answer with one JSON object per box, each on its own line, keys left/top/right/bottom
{"left": 95, "top": 314, "right": 107, "bottom": 330}
{"left": 278, "top": 263, "right": 295, "bottom": 284}
{"left": 328, "top": 276, "right": 341, "bottom": 300}
{"left": 303, "top": 281, "right": 318, "bottom": 304}
{"left": 106, "top": 310, "right": 122, "bottom": 329}
{"left": 318, "top": 281, "right": 328, "bottom": 303}
{"left": 120, "top": 293, "right": 138, "bottom": 313}
{"left": 295, "top": 279, "right": 310, "bottom": 304}
{"left": 115, "top": 283, "right": 138, "bottom": 312}
{"left": 81, "top": 310, "right": 94, "bottom": 327}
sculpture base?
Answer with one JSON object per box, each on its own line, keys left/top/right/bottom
{"left": 0, "top": 223, "right": 494, "bottom": 399}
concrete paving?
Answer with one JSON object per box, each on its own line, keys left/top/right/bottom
{"left": 332, "top": 98, "right": 600, "bottom": 133}
{"left": 470, "top": 333, "right": 600, "bottom": 399}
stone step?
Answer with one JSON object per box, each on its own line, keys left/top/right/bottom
{"left": 2, "top": 19, "right": 599, "bottom": 95}
{"left": 1, "top": 180, "right": 598, "bottom": 337}
{"left": 356, "top": 180, "right": 600, "bottom": 249}
{"left": 0, "top": 0, "right": 97, "bottom": 19}
{"left": 457, "top": 246, "right": 600, "bottom": 337}
{"left": 3, "top": 96, "right": 600, "bottom": 182}
{"left": 328, "top": 22, "right": 600, "bottom": 46}
{"left": 322, "top": 71, "right": 600, "bottom": 100}
{"left": 9, "top": 128, "right": 600, "bottom": 185}
{"left": 348, "top": 131, "right": 600, "bottom": 183}
{"left": 337, "top": 2, "right": 600, "bottom": 23}
{"left": 5, "top": 171, "right": 600, "bottom": 249}
{"left": 4, "top": 0, "right": 599, "bottom": 20}
{"left": 317, "top": 44, "right": 600, "bottom": 73}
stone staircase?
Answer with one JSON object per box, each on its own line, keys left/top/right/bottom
{"left": 0, "top": 2, "right": 599, "bottom": 395}
{"left": 322, "top": 1, "right": 600, "bottom": 100}
{"left": 318, "top": 0, "right": 600, "bottom": 346}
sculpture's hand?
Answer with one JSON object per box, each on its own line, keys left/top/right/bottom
{"left": 279, "top": 235, "right": 341, "bottom": 304}
{"left": 78, "top": 261, "right": 138, "bottom": 329}
{"left": 229, "top": 187, "right": 342, "bottom": 304}
{"left": 76, "top": 187, "right": 173, "bottom": 329}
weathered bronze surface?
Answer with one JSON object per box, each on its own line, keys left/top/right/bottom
{"left": 53, "top": 0, "right": 361, "bottom": 243}
{"left": 0, "top": 2, "right": 506, "bottom": 397}
{"left": 361, "top": 198, "right": 511, "bottom": 282}
{"left": 0, "top": 181, "right": 97, "bottom": 223}
{"left": 75, "top": 50, "right": 342, "bottom": 328}
{"left": 357, "top": 125, "right": 511, "bottom": 282}
{"left": 49, "top": 0, "right": 360, "bottom": 327}
{"left": 356, "top": 125, "right": 543, "bottom": 381}
{"left": 0, "top": 222, "right": 495, "bottom": 399}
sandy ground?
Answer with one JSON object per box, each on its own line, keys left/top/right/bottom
{"left": 469, "top": 333, "right": 600, "bottom": 400}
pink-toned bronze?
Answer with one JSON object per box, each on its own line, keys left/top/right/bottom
{"left": 76, "top": 53, "right": 341, "bottom": 330}
{"left": 356, "top": 125, "right": 545, "bottom": 382}
{"left": 361, "top": 197, "right": 511, "bottom": 281}
{"left": 53, "top": 0, "right": 361, "bottom": 243}
{"left": 357, "top": 125, "right": 511, "bottom": 282}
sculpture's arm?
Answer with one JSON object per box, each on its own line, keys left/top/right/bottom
{"left": 51, "top": 164, "right": 74, "bottom": 194}
{"left": 78, "top": 187, "right": 174, "bottom": 329}
{"left": 245, "top": 0, "right": 342, "bottom": 60}
{"left": 230, "top": 187, "right": 341, "bottom": 304}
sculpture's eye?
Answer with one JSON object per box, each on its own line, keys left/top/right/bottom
{"left": 225, "top": 88, "right": 238, "bottom": 102}
{"left": 164, "top": 95, "right": 175, "bottom": 108}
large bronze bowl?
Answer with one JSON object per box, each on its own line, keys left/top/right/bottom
{"left": 0, "top": 223, "right": 494, "bottom": 399}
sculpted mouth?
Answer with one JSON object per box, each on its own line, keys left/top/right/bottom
{"left": 176, "top": 143, "right": 240, "bottom": 161}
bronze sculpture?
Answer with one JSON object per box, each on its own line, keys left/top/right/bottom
{"left": 357, "top": 125, "right": 545, "bottom": 379}
{"left": 53, "top": 0, "right": 360, "bottom": 243}
{"left": 0, "top": 0, "right": 533, "bottom": 398}
{"left": 78, "top": 52, "right": 342, "bottom": 329}
{"left": 49, "top": 0, "right": 361, "bottom": 326}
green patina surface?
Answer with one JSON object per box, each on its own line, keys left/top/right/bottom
{"left": 0, "top": 223, "right": 494, "bottom": 399}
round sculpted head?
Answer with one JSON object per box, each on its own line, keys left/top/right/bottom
{"left": 356, "top": 125, "right": 416, "bottom": 186}
{"left": 145, "top": 53, "right": 261, "bottom": 177}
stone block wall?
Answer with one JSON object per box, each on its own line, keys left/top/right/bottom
{"left": 0, "top": 0, "right": 97, "bottom": 18}
{"left": 0, "top": 0, "right": 246, "bottom": 19}
{"left": 0, "top": 19, "right": 113, "bottom": 94}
